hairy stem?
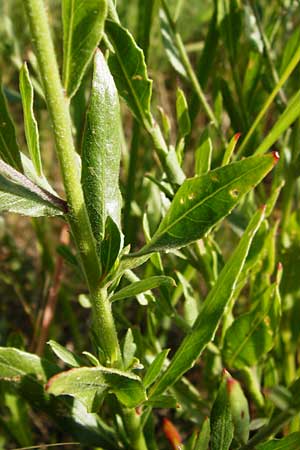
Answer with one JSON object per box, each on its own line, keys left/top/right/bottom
{"left": 24, "top": 0, "right": 121, "bottom": 365}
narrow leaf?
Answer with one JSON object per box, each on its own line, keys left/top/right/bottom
{"left": 194, "top": 417, "right": 210, "bottom": 450}
{"left": 137, "top": 153, "right": 277, "bottom": 255}
{"left": 46, "top": 366, "right": 147, "bottom": 412}
{"left": 110, "top": 276, "right": 175, "bottom": 303}
{"left": 0, "top": 159, "right": 66, "bottom": 217}
{"left": 211, "top": 375, "right": 234, "bottom": 450}
{"left": 81, "top": 49, "right": 122, "bottom": 254}
{"left": 256, "top": 433, "right": 300, "bottom": 450}
{"left": 19, "top": 63, "right": 42, "bottom": 176}
{"left": 176, "top": 88, "right": 191, "bottom": 139}
{"left": 48, "top": 340, "right": 83, "bottom": 368}
{"left": 106, "top": 20, "right": 153, "bottom": 125}
{"left": 0, "top": 84, "right": 22, "bottom": 171}
{"left": 100, "top": 216, "right": 121, "bottom": 277}
{"left": 62, "top": 0, "right": 107, "bottom": 98}
{"left": 143, "top": 349, "right": 170, "bottom": 389}
{"left": 150, "top": 207, "right": 265, "bottom": 397}
{"left": 195, "top": 129, "right": 213, "bottom": 175}
{"left": 227, "top": 377, "right": 250, "bottom": 444}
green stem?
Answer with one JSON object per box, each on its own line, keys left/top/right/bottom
{"left": 122, "top": 408, "right": 148, "bottom": 450}
{"left": 24, "top": 0, "right": 121, "bottom": 365}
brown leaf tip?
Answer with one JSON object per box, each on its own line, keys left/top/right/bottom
{"left": 234, "top": 132, "right": 242, "bottom": 142}
{"left": 272, "top": 150, "right": 280, "bottom": 163}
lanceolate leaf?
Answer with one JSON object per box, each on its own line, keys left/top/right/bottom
{"left": 106, "top": 20, "right": 153, "bottom": 126}
{"left": 150, "top": 208, "right": 265, "bottom": 397}
{"left": 110, "top": 276, "right": 175, "bottom": 303}
{"left": 46, "top": 366, "right": 147, "bottom": 412}
{"left": 256, "top": 433, "right": 300, "bottom": 450}
{"left": 137, "top": 153, "right": 277, "bottom": 255}
{"left": 0, "top": 159, "right": 67, "bottom": 217}
{"left": 0, "top": 84, "right": 22, "bottom": 171}
{"left": 62, "top": 0, "right": 107, "bottom": 98}
{"left": 81, "top": 50, "right": 122, "bottom": 255}
{"left": 210, "top": 376, "right": 234, "bottom": 450}
{"left": 19, "top": 63, "right": 43, "bottom": 176}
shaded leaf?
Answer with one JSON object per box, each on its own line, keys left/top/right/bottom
{"left": 150, "top": 208, "right": 265, "bottom": 397}
{"left": 0, "top": 84, "right": 22, "bottom": 171}
{"left": 194, "top": 417, "right": 210, "bottom": 450}
{"left": 62, "top": 0, "right": 107, "bottom": 98}
{"left": 143, "top": 349, "right": 170, "bottom": 389}
{"left": 48, "top": 340, "right": 83, "bottom": 368}
{"left": 100, "top": 216, "right": 121, "bottom": 277}
{"left": 137, "top": 153, "right": 277, "bottom": 255}
{"left": 81, "top": 50, "right": 122, "bottom": 256}
{"left": 106, "top": 20, "right": 153, "bottom": 125}
{"left": 110, "top": 276, "right": 175, "bottom": 303}
{"left": 19, "top": 63, "right": 42, "bottom": 176}
{"left": 256, "top": 433, "right": 300, "bottom": 450}
{"left": 122, "top": 329, "right": 137, "bottom": 370}
{"left": 210, "top": 375, "right": 234, "bottom": 450}
{"left": 46, "top": 366, "right": 147, "bottom": 412}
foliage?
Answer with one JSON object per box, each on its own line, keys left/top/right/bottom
{"left": 0, "top": 0, "right": 300, "bottom": 449}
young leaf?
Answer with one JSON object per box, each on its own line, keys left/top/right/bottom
{"left": 19, "top": 63, "right": 43, "bottom": 176}
{"left": 81, "top": 50, "right": 122, "bottom": 255}
{"left": 223, "top": 273, "right": 282, "bottom": 369}
{"left": 46, "top": 366, "right": 147, "bottom": 412}
{"left": 123, "top": 329, "right": 137, "bottom": 370}
{"left": 110, "top": 276, "right": 175, "bottom": 303}
{"left": 62, "top": 0, "right": 107, "bottom": 98}
{"left": 0, "top": 159, "right": 67, "bottom": 217}
{"left": 159, "top": 9, "right": 187, "bottom": 79}
{"left": 106, "top": 20, "right": 153, "bottom": 126}
{"left": 100, "top": 216, "right": 122, "bottom": 277}
{"left": 150, "top": 207, "right": 265, "bottom": 397}
{"left": 176, "top": 88, "right": 191, "bottom": 140}
{"left": 210, "top": 375, "right": 234, "bottom": 450}
{"left": 48, "top": 340, "right": 83, "bottom": 368}
{"left": 143, "top": 349, "right": 170, "bottom": 389}
{"left": 136, "top": 153, "right": 277, "bottom": 255}
{"left": 227, "top": 377, "right": 250, "bottom": 444}
{"left": 0, "top": 84, "right": 22, "bottom": 171}
{"left": 256, "top": 433, "right": 300, "bottom": 450}
{"left": 194, "top": 417, "right": 210, "bottom": 450}
{"left": 195, "top": 128, "right": 213, "bottom": 175}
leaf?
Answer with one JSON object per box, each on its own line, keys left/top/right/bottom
{"left": 100, "top": 216, "right": 121, "bottom": 277}
{"left": 48, "top": 340, "right": 83, "bottom": 368}
{"left": 0, "top": 84, "right": 22, "bottom": 171}
{"left": 46, "top": 366, "right": 147, "bottom": 412}
{"left": 110, "top": 276, "right": 175, "bottom": 303}
{"left": 106, "top": 20, "right": 153, "bottom": 125}
{"left": 159, "top": 9, "right": 187, "bottom": 79}
{"left": 176, "top": 88, "right": 191, "bottom": 139}
{"left": 150, "top": 207, "right": 265, "bottom": 397}
{"left": 0, "top": 159, "right": 66, "bottom": 217}
{"left": 122, "top": 329, "right": 137, "bottom": 370}
{"left": 137, "top": 0, "right": 158, "bottom": 61}
{"left": 0, "top": 347, "right": 56, "bottom": 383}
{"left": 19, "top": 63, "right": 43, "bottom": 176}
{"left": 210, "top": 375, "right": 234, "bottom": 450}
{"left": 137, "top": 153, "right": 277, "bottom": 255}
{"left": 222, "top": 132, "right": 241, "bottom": 166}
{"left": 227, "top": 377, "right": 250, "bottom": 444}
{"left": 62, "top": 0, "right": 107, "bottom": 98}
{"left": 143, "top": 349, "right": 170, "bottom": 389}
{"left": 195, "top": 128, "right": 212, "bottom": 175}
{"left": 194, "top": 417, "right": 210, "bottom": 450}
{"left": 256, "top": 433, "right": 300, "bottom": 450}
{"left": 223, "top": 274, "right": 281, "bottom": 369}
{"left": 81, "top": 49, "right": 122, "bottom": 255}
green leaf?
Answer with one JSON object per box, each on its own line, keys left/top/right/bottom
{"left": 194, "top": 417, "right": 210, "bottom": 450}
{"left": 110, "top": 276, "right": 175, "bottom": 303}
{"left": 137, "top": 153, "right": 277, "bottom": 255}
{"left": 195, "top": 128, "right": 213, "bottom": 175}
{"left": 176, "top": 88, "right": 191, "bottom": 139}
{"left": 100, "top": 216, "right": 121, "bottom": 277}
{"left": 222, "top": 132, "right": 241, "bottom": 166}
{"left": 106, "top": 20, "right": 153, "bottom": 125}
{"left": 48, "top": 340, "right": 83, "bottom": 368}
{"left": 227, "top": 377, "right": 250, "bottom": 444}
{"left": 81, "top": 49, "right": 122, "bottom": 255}
{"left": 159, "top": 9, "right": 187, "bottom": 79}
{"left": 256, "top": 433, "right": 300, "bottom": 450}
{"left": 62, "top": 0, "right": 107, "bottom": 98}
{"left": 137, "top": 0, "right": 158, "bottom": 61}
{"left": 256, "top": 90, "right": 300, "bottom": 155}
{"left": 210, "top": 375, "right": 234, "bottom": 450}
{"left": 143, "top": 349, "right": 170, "bottom": 389}
{"left": 122, "top": 329, "right": 137, "bottom": 370}
{"left": 223, "top": 274, "right": 281, "bottom": 369}
{"left": 0, "top": 84, "right": 22, "bottom": 171}
{"left": 19, "top": 63, "right": 42, "bottom": 176}
{"left": 150, "top": 207, "right": 265, "bottom": 397}
{"left": 46, "top": 366, "right": 147, "bottom": 412}
{"left": 0, "top": 159, "right": 66, "bottom": 217}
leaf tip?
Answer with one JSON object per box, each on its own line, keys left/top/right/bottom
{"left": 272, "top": 150, "right": 280, "bottom": 163}
{"left": 234, "top": 132, "right": 242, "bottom": 142}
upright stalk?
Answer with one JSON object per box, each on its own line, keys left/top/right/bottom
{"left": 23, "top": 0, "right": 121, "bottom": 366}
